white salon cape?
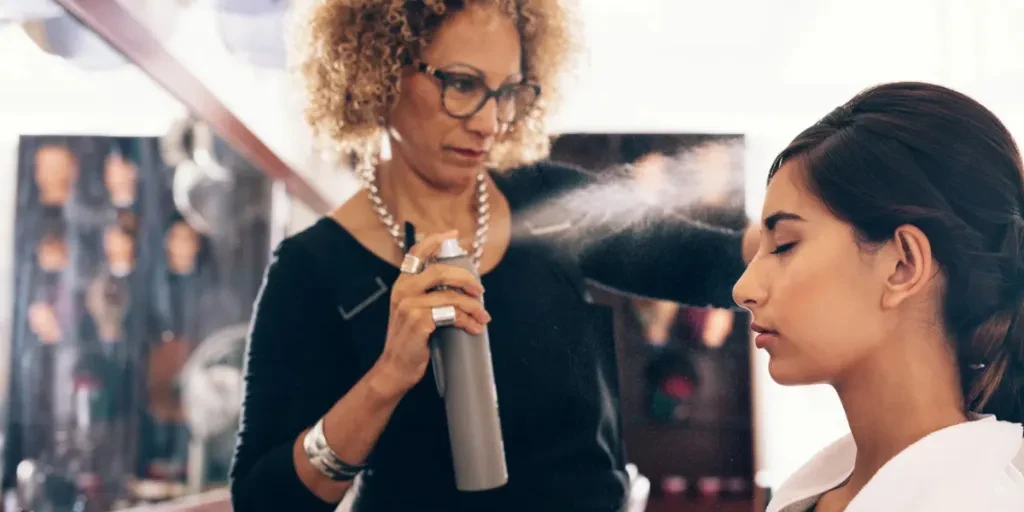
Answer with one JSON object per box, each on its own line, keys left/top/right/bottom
{"left": 768, "top": 415, "right": 1024, "bottom": 511}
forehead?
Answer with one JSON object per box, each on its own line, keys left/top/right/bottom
{"left": 422, "top": 6, "right": 522, "bottom": 77}
{"left": 106, "top": 157, "right": 136, "bottom": 173}
{"left": 105, "top": 228, "right": 131, "bottom": 241}
{"left": 40, "top": 236, "right": 66, "bottom": 247}
{"left": 36, "top": 147, "right": 76, "bottom": 166}
{"left": 762, "top": 159, "right": 828, "bottom": 221}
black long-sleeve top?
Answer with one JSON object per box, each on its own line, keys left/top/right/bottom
{"left": 230, "top": 162, "right": 746, "bottom": 511}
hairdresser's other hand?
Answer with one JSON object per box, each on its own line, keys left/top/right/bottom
{"left": 373, "top": 231, "right": 492, "bottom": 396}
{"left": 742, "top": 225, "right": 760, "bottom": 264}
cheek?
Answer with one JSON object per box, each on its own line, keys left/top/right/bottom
{"left": 769, "top": 251, "right": 884, "bottom": 383}
{"left": 394, "top": 81, "right": 452, "bottom": 140}
{"left": 390, "top": 92, "right": 459, "bottom": 175}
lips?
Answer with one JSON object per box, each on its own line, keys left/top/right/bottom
{"left": 750, "top": 322, "right": 780, "bottom": 349}
{"left": 447, "top": 147, "right": 486, "bottom": 159}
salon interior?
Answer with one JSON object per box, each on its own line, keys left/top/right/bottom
{"left": 1, "top": 1, "right": 1022, "bottom": 511}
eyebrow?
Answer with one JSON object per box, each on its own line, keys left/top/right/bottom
{"left": 764, "top": 211, "right": 805, "bottom": 231}
{"left": 442, "top": 62, "right": 521, "bottom": 81}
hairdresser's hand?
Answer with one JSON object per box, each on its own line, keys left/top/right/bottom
{"left": 374, "top": 231, "right": 492, "bottom": 395}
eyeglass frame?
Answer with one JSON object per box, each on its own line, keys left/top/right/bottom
{"left": 415, "top": 62, "right": 542, "bottom": 123}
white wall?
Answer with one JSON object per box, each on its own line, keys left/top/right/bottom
{"left": 556, "top": 0, "right": 1024, "bottom": 214}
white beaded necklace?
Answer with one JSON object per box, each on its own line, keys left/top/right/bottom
{"left": 367, "top": 170, "right": 490, "bottom": 267}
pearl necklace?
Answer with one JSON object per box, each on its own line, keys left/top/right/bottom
{"left": 367, "top": 171, "right": 490, "bottom": 267}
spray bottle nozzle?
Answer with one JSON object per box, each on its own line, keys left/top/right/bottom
{"left": 437, "top": 238, "right": 467, "bottom": 259}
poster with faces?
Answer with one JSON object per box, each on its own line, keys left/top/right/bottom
{"left": 5, "top": 135, "right": 272, "bottom": 509}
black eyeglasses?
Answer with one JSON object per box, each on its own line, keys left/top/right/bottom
{"left": 416, "top": 62, "right": 541, "bottom": 124}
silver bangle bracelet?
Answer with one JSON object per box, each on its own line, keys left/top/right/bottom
{"left": 302, "top": 417, "right": 366, "bottom": 481}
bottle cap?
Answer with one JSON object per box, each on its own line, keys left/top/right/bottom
{"left": 437, "top": 238, "right": 467, "bottom": 259}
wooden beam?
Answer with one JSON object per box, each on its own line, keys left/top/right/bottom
{"left": 52, "top": 0, "right": 332, "bottom": 215}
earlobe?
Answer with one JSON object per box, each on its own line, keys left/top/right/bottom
{"left": 881, "top": 225, "right": 935, "bottom": 309}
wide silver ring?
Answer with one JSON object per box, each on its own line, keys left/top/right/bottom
{"left": 431, "top": 305, "right": 457, "bottom": 327}
{"left": 400, "top": 254, "right": 425, "bottom": 274}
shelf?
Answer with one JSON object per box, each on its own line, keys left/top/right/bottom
{"left": 646, "top": 498, "right": 754, "bottom": 512}
{"left": 626, "top": 416, "right": 753, "bottom": 431}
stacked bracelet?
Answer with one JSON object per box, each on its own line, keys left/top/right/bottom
{"left": 302, "top": 418, "right": 366, "bottom": 481}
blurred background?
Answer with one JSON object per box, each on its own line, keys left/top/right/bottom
{"left": 1, "top": 0, "right": 1023, "bottom": 510}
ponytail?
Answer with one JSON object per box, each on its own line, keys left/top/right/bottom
{"left": 964, "top": 217, "right": 1024, "bottom": 423}
{"left": 964, "top": 302, "right": 1024, "bottom": 423}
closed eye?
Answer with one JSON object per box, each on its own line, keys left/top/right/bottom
{"left": 770, "top": 242, "right": 797, "bottom": 255}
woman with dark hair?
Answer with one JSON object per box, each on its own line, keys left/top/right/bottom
{"left": 734, "top": 82, "right": 1024, "bottom": 511}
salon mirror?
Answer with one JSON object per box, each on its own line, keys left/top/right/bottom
{"left": 0, "top": 2, "right": 315, "bottom": 509}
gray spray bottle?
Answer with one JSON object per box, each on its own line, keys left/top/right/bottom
{"left": 430, "top": 238, "right": 508, "bottom": 491}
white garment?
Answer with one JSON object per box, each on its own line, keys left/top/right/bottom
{"left": 768, "top": 415, "right": 1024, "bottom": 512}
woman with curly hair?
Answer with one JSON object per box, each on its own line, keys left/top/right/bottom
{"left": 230, "top": 1, "right": 757, "bottom": 510}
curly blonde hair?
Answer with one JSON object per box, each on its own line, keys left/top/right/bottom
{"left": 296, "top": 0, "right": 577, "bottom": 173}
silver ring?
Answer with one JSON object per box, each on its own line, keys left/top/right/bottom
{"left": 400, "top": 254, "right": 424, "bottom": 274}
{"left": 431, "top": 305, "right": 457, "bottom": 327}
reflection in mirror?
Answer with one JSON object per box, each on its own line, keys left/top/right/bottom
{"left": 4, "top": 131, "right": 274, "bottom": 507}
{"left": 5, "top": 132, "right": 273, "bottom": 510}
{"left": 0, "top": 3, "right": 298, "bottom": 509}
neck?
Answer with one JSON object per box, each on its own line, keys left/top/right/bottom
{"left": 40, "top": 192, "right": 65, "bottom": 206}
{"left": 111, "top": 193, "right": 135, "bottom": 208}
{"left": 835, "top": 330, "right": 968, "bottom": 490}
{"left": 377, "top": 154, "right": 480, "bottom": 237}
{"left": 169, "top": 259, "right": 196, "bottom": 275}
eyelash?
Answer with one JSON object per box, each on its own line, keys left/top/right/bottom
{"left": 771, "top": 242, "right": 797, "bottom": 255}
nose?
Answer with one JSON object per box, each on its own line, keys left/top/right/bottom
{"left": 732, "top": 262, "right": 767, "bottom": 311}
{"left": 465, "top": 96, "right": 501, "bottom": 138}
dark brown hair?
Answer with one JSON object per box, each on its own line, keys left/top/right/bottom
{"left": 769, "top": 82, "right": 1024, "bottom": 421}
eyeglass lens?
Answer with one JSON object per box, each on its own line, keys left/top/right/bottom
{"left": 439, "top": 72, "right": 538, "bottom": 122}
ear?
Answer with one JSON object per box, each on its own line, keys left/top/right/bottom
{"left": 880, "top": 224, "right": 936, "bottom": 310}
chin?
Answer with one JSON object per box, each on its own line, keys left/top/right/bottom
{"left": 767, "top": 357, "right": 825, "bottom": 386}
{"left": 432, "top": 163, "right": 483, "bottom": 189}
